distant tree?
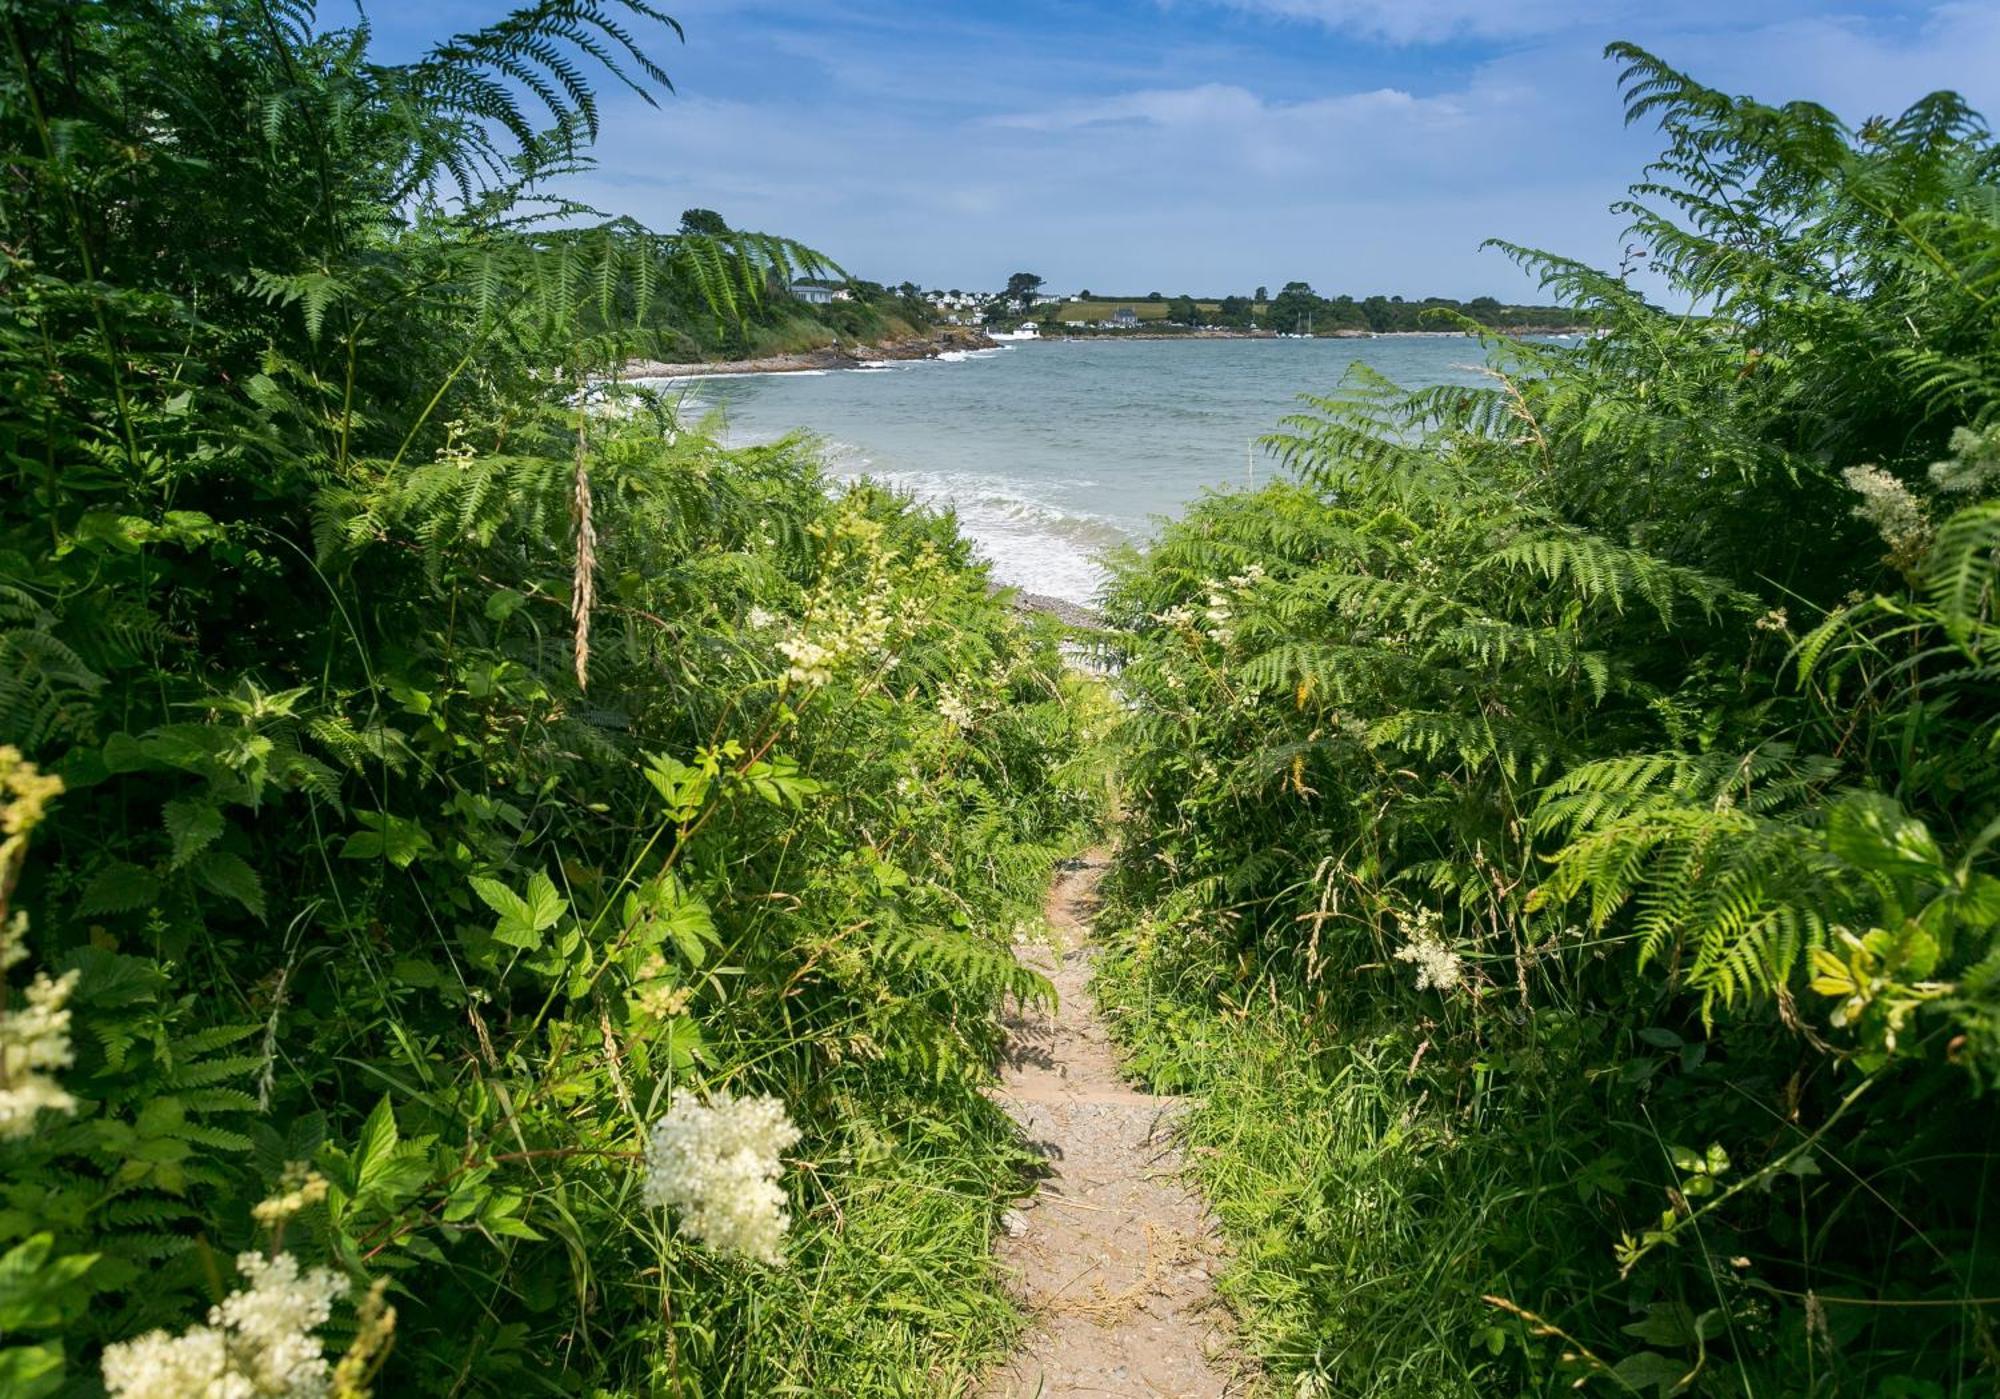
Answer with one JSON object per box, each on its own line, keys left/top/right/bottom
{"left": 1004, "top": 271, "right": 1044, "bottom": 313}
{"left": 949, "top": 288, "right": 961, "bottom": 297}
{"left": 1147, "top": 290, "right": 1163, "bottom": 301}
{"left": 1167, "top": 294, "right": 1199, "bottom": 325}
{"left": 1269, "top": 280, "right": 1320, "bottom": 333}
{"left": 1216, "top": 295, "right": 1254, "bottom": 328}
{"left": 679, "top": 207, "right": 729, "bottom": 236}
{"left": 1078, "top": 288, "right": 1092, "bottom": 299}
{"left": 1254, "top": 285, "right": 1268, "bottom": 303}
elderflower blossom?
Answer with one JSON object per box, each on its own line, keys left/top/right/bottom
{"left": 1391, "top": 908, "right": 1464, "bottom": 993}
{"left": 746, "top": 606, "right": 777, "bottom": 630}
{"left": 1841, "top": 464, "right": 1932, "bottom": 567}
{"left": 643, "top": 1091, "right": 801, "bottom": 1265}
{"left": 101, "top": 1252, "right": 348, "bottom": 1398}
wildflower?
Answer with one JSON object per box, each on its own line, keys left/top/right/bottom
{"left": 746, "top": 606, "right": 776, "bottom": 630}
{"left": 0, "top": 748, "right": 75, "bottom": 1139}
{"left": 252, "top": 1164, "right": 331, "bottom": 1229}
{"left": 1928, "top": 425, "right": 2000, "bottom": 495}
{"left": 775, "top": 636, "right": 835, "bottom": 689}
{"left": 102, "top": 1251, "right": 349, "bottom": 1398}
{"left": 937, "top": 688, "right": 975, "bottom": 729}
{"left": 643, "top": 1091, "right": 802, "bottom": 1265}
{"left": 1841, "top": 464, "right": 1931, "bottom": 568}
{"left": 1391, "top": 908, "right": 1463, "bottom": 993}
{"left": 328, "top": 1278, "right": 397, "bottom": 1399}
{"left": 1752, "top": 607, "right": 1789, "bottom": 634}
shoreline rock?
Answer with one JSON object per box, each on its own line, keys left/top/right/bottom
{"left": 996, "top": 585, "right": 1103, "bottom": 630}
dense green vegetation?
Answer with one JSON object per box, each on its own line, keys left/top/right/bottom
{"left": 0, "top": 3, "right": 1102, "bottom": 1394}
{"left": 1098, "top": 46, "right": 2000, "bottom": 1397}
{"left": 650, "top": 210, "right": 941, "bottom": 362}
{"left": 1039, "top": 290, "right": 1583, "bottom": 333}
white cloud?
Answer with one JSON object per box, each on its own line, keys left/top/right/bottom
{"left": 1191, "top": 0, "right": 1623, "bottom": 43}
{"left": 551, "top": 2, "right": 2000, "bottom": 296}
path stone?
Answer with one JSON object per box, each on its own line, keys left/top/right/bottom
{"left": 982, "top": 855, "right": 1252, "bottom": 1399}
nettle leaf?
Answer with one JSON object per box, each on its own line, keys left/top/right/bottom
{"left": 471, "top": 871, "right": 568, "bottom": 950}
{"left": 79, "top": 862, "right": 160, "bottom": 916}
{"left": 192, "top": 850, "right": 267, "bottom": 920}
{"left": 162, "top": 798, "right": 224, "bottom": 869}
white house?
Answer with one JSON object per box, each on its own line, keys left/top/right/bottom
{"left": 791, "top": 283, "right": 836, "bottom": 305}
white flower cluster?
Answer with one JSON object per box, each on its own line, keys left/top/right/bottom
{"left": 1, "top": 746, "right": 75, "bottom": 1139}
{"left": 250, "top": 1165, "right": 330, "bottom": 1229}
{"left": 937, "top": 687, "right": 976, "bottom": 729}
{"left": 101, "top": 1252, "right": 348, "bottom": 1398}
{"left": 745, "top": 606, "right": 777, "bottom": 630}
{"left": 1929, "top": 425, "right": 2000, "bottom": 496}
{"left": 1841, "top": 464, "right": 1932, "bottom": 567}
{"left": 1153, "top": 566, "right": 1263, "bottom": 648}
{"left": 643, "top": 1091, "right": 802, "bottom": 1265}
{"left": 0, "top": 938, "right": 77, "bottom": 1138}
{"left": 774, "top": 595, "right": 891, "bottom": 690}
{"left": 1392, "top": 908, "right": 1464, "bottom": 993}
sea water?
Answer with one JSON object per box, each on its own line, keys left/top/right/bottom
{"left": 640, "top": 336, "right": 1503, "bottom": 604}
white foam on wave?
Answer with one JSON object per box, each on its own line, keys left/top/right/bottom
{"left": 818, "top": 454, "right": 1121, "bottom": 605}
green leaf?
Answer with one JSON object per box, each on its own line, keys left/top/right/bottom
{"left": 340, "top": 810, "right": 435, "bottom": 869}
{"left": 356, "top": 1095, "right": 400, "bottom": 1193}
{"left": 78, "top": 862, "right": 160, "bottom": 916}
{"left": 162, "top": 798, "right": 224, "bottom": 869}
{"left": 192, "top": 850, "right": 267, "bottom": 920}
{"left": 0, "top": 1343, "right": 66, "bottom": 1399}
{"left": 471, "top": 871, "right": 567, "bottom": 950}
{"left": 1610, "top": 1350, "right": 1690, "bottom": 1397}
{"left": 734, "top": 752, "right": 824, "bottom": 809}
{"left": 1826, "top": 793, "right": 1945, "bottom": 882}
{"left": 642, "top": 752, "right": 711, "bottom": 823}
{"left": 0, "top": 1236, "right": 96, "bottom": 1330}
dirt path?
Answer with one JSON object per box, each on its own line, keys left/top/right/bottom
{"left": 981, "top": 854, "right": 1250, "bottom": 1398}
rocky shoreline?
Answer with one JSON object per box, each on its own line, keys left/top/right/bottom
{"left": 998, "top": 586, "right": 1103, "bottom": 630}
{"left": 624, "top": 325, "right": 997, "bottom": 380}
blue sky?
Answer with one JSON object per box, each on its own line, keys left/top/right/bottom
{"left": 367, "top": 1, "right": 2000, "bottom": 299}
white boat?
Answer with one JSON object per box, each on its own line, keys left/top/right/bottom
{"left": 988, "top": 324, "right": 1041, "bottom": 342}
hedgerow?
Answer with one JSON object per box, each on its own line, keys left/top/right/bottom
{"left": 0, "top": 3, "right": 1104, "bottom": 1393}
{"left": 1099, "top": 45, "right": 2000, "bottom": 1397}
